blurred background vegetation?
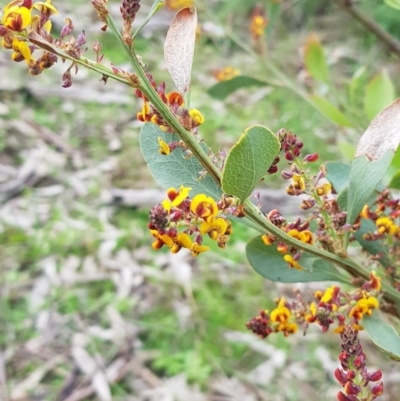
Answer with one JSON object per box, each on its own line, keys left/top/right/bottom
{"left": 1, "top": 0, "right": 400, "bottom": 400}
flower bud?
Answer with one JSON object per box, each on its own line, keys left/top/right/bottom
{"left": 343, "top": 381, "right": 360, "bottom": 395}
{"left": 334, "top": 368, "right": 347, "bottom": 386}
{"left": 281, "top": 170, "right": 293, "bottom": 179}
{"left": 337, "top": 392, "right": 357, "bottom": 401}
{"left": 371, "top": 382, "right": 383, "bottom": 396}
{"left": 285, "top": 151, "right": 294, "bottom": 161}
{"left": 366, "top": 370, "right": 383, "bottom": 382}
{"left": 303, "top": 153, "right": 319, "bottom": 162}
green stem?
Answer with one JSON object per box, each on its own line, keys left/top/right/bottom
{"left": 28, "top": 32, "right": 132, "bottom": 87}
{"left": 104, "top": 14, "right": 400, "bottom": 306}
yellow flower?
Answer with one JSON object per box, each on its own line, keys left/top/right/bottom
{"left": 283, "top": 254, "right": 302, "bottom": 270}
{"left": 166, "top": 0, "right": 193, "bottom": 10}
{"left": 189, "top": 109, "right": 204, "bottom": 126}
{"left": 369, "top": 271, "right": 381, "bottom": 291}
{"left": 250, "top": 15, "right": 268, "bottom": 38}
{"left": 3, "top": 5, "right": 32, "bottom": 32}
{"left": 200, "top": 216, "right": 228, "bottom": 240}
{"left": 190, "top": 194, "right": 218, "bottom": 219}
{"left": 375, "top": 216, "right": 398, "bottom": 235}
{"left": 150, "top": 229, "right": 174, "bottom": 250}
{"left": 305, "top": 302, "right": 317, "bottom": 323}
{"left": 176, "top": 233, "right": 210, "bottom": 256}
{"left": 292, "top": 174, "right": 306, "bottom": 191}
{"left": 261, "top": 234, "right": 274, "bottom": 245}
{"left": 287, "top": 229, "right": 313, "bottom": 245}
{"left": 162, "top": 185, "right": 191, "bottom": 212}
{"left": 158, "top": 137, "right": 170, "bottom": 155}
{"left": 349, "top": 294, "right": 379, "bottom": 320}
{"left": 270, "top": 297, "right": 291, "bottom": 323}
{"left": 33, "top": 0, "right": 58, "bottom": 15}
{"left": 316, "top": 183, "right": 331, "bottom": 196}
{"left": 166, "top": 91, "right": 184, "bottom": 106}
{"left": 320, "top": 286, "right": 335, "bottom": 303}
{"left": 214, "top": 66, "right": 240, "bottom": 82}
{"left": 278, "top": 321, "right": 298, "bottom": 336}
{"left": 11, "top": 37, "right": 35, "bottom": 66}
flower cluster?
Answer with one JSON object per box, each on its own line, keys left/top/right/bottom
{"left": 360, "top": 190, "right": 400, "bottom": 240}
{"left": 246, "top": 297, "right": 298, "bottom": 338}
{"left": 335, "top": 324, "right": 383, "bottom": 401}
{"left": 247, "top": 272, "right": 381, "bottom": 338}
{"left": 213, "top": 66, "right": 240, "bottom": 82}
{"left": 249, "top": 8, "right": 268, "bottom": 39}
{"left": 0, "top": 0, "right": 58, "bottom": 73}
{"left": 135, "top": 74, "right": 204, "bottom": 135}
{"left": 262, "top": 209, "right": 313, "bottom": 270}
{"left": 149, "top": 186, "right": 232, "bottom": 256}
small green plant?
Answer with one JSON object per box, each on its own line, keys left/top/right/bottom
{"left": 3, "top": 1, "right": 400, "bottom": 400}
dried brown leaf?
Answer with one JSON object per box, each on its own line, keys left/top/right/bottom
{"left": 164, "top": 7, "right": 197, "bottom": 94}
{"left": 355, "top": 98, "right": 400, "bottom": 159}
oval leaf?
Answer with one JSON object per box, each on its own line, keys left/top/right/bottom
{"left": 140, "top": 123, "right": 222, "bottom": 199}
{"left": 311, "top": 95, "right": 353, "bottom": 127}
{"left": 164, "top": 7, "right": 197, "bottom": 94}
{"left": 246, "top": 236, "right": 346, "bottom": 283}
{"left": 303, "top": 33, "right": 329, "bottom": 84}
{"left": 221, "top": 125, "right": 280, "bottom": 203}
{"left": 208, "top": 75, "right": 279, "bottom": 100}
{"left": 356, "top": 98, "right": 400, "bottom": 160}
{"left": 346, "top": 151, "right": 393, "bottom": 225}
{"left": 363, "top": 313, "right": 400, "bottom": 361}
{"left": 364, "top": 70, "right": 396, "bottom": 121}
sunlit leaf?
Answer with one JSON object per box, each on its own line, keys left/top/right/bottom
{"left": 364, "top": 70, "right": 396, "bottom": 121}
{"left": 384, "top": 0, "right": 400, "bottom": 10}
{"left": 303, "top": 33, "right": 329, "bottom": 83}
{"left": 310, "top": 96, "right": 353, "bottom": 127}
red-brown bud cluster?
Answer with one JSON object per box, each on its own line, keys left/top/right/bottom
{"left": 335, "top": 324, "right": 383, "bottom": 401}
{"left": 277, "top": 128, "right": 305, "bottom": 162}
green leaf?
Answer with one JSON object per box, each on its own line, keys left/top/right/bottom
{"left": 364, "top": 70, "right": 396, "bottom": 121}
{"left": 303, "top": 33, "right": 329, "bottom": 84}
{"left": 207, "top": 75, "right": 278, "bottom": 100}
{"left": 221, "top": 125, "right": 280, "bottom": 203}
{"left": 346, "top": 150, "right": 394, "bottom": 225}
{"left": 384, "top": 0, "right": 400, "bottom": 10}
{"left": 389, "top": 170, "right": 400, "bottom": 189}
{"left": 246, "top": 236, "right": 347, "bottom": 283}
{"left": 325, "top": 161, "right": 351, "bottom": 193}
{"left": 354, "top": 219, "right": 390, "bottom": 266}
{"left": 349, "top": 66, "right": 367, "bottom": 108}
{"left": 337, "top": 187, "right": 348, "bottom": 211}
{"left": 363, "top": 313, "right": 400, "bottom": 361}
{"left": 311, "top": 96, "right": 353, "bottom": 127}
{"left": 338, "top": 141, "right": 356, "bottom": 161}
{"left": 140, "top": 123, "right": 222, "bottom": 199}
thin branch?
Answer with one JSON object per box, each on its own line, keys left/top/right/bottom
{"left": 333, "top": 0, "right": 400, "bottom": 58}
